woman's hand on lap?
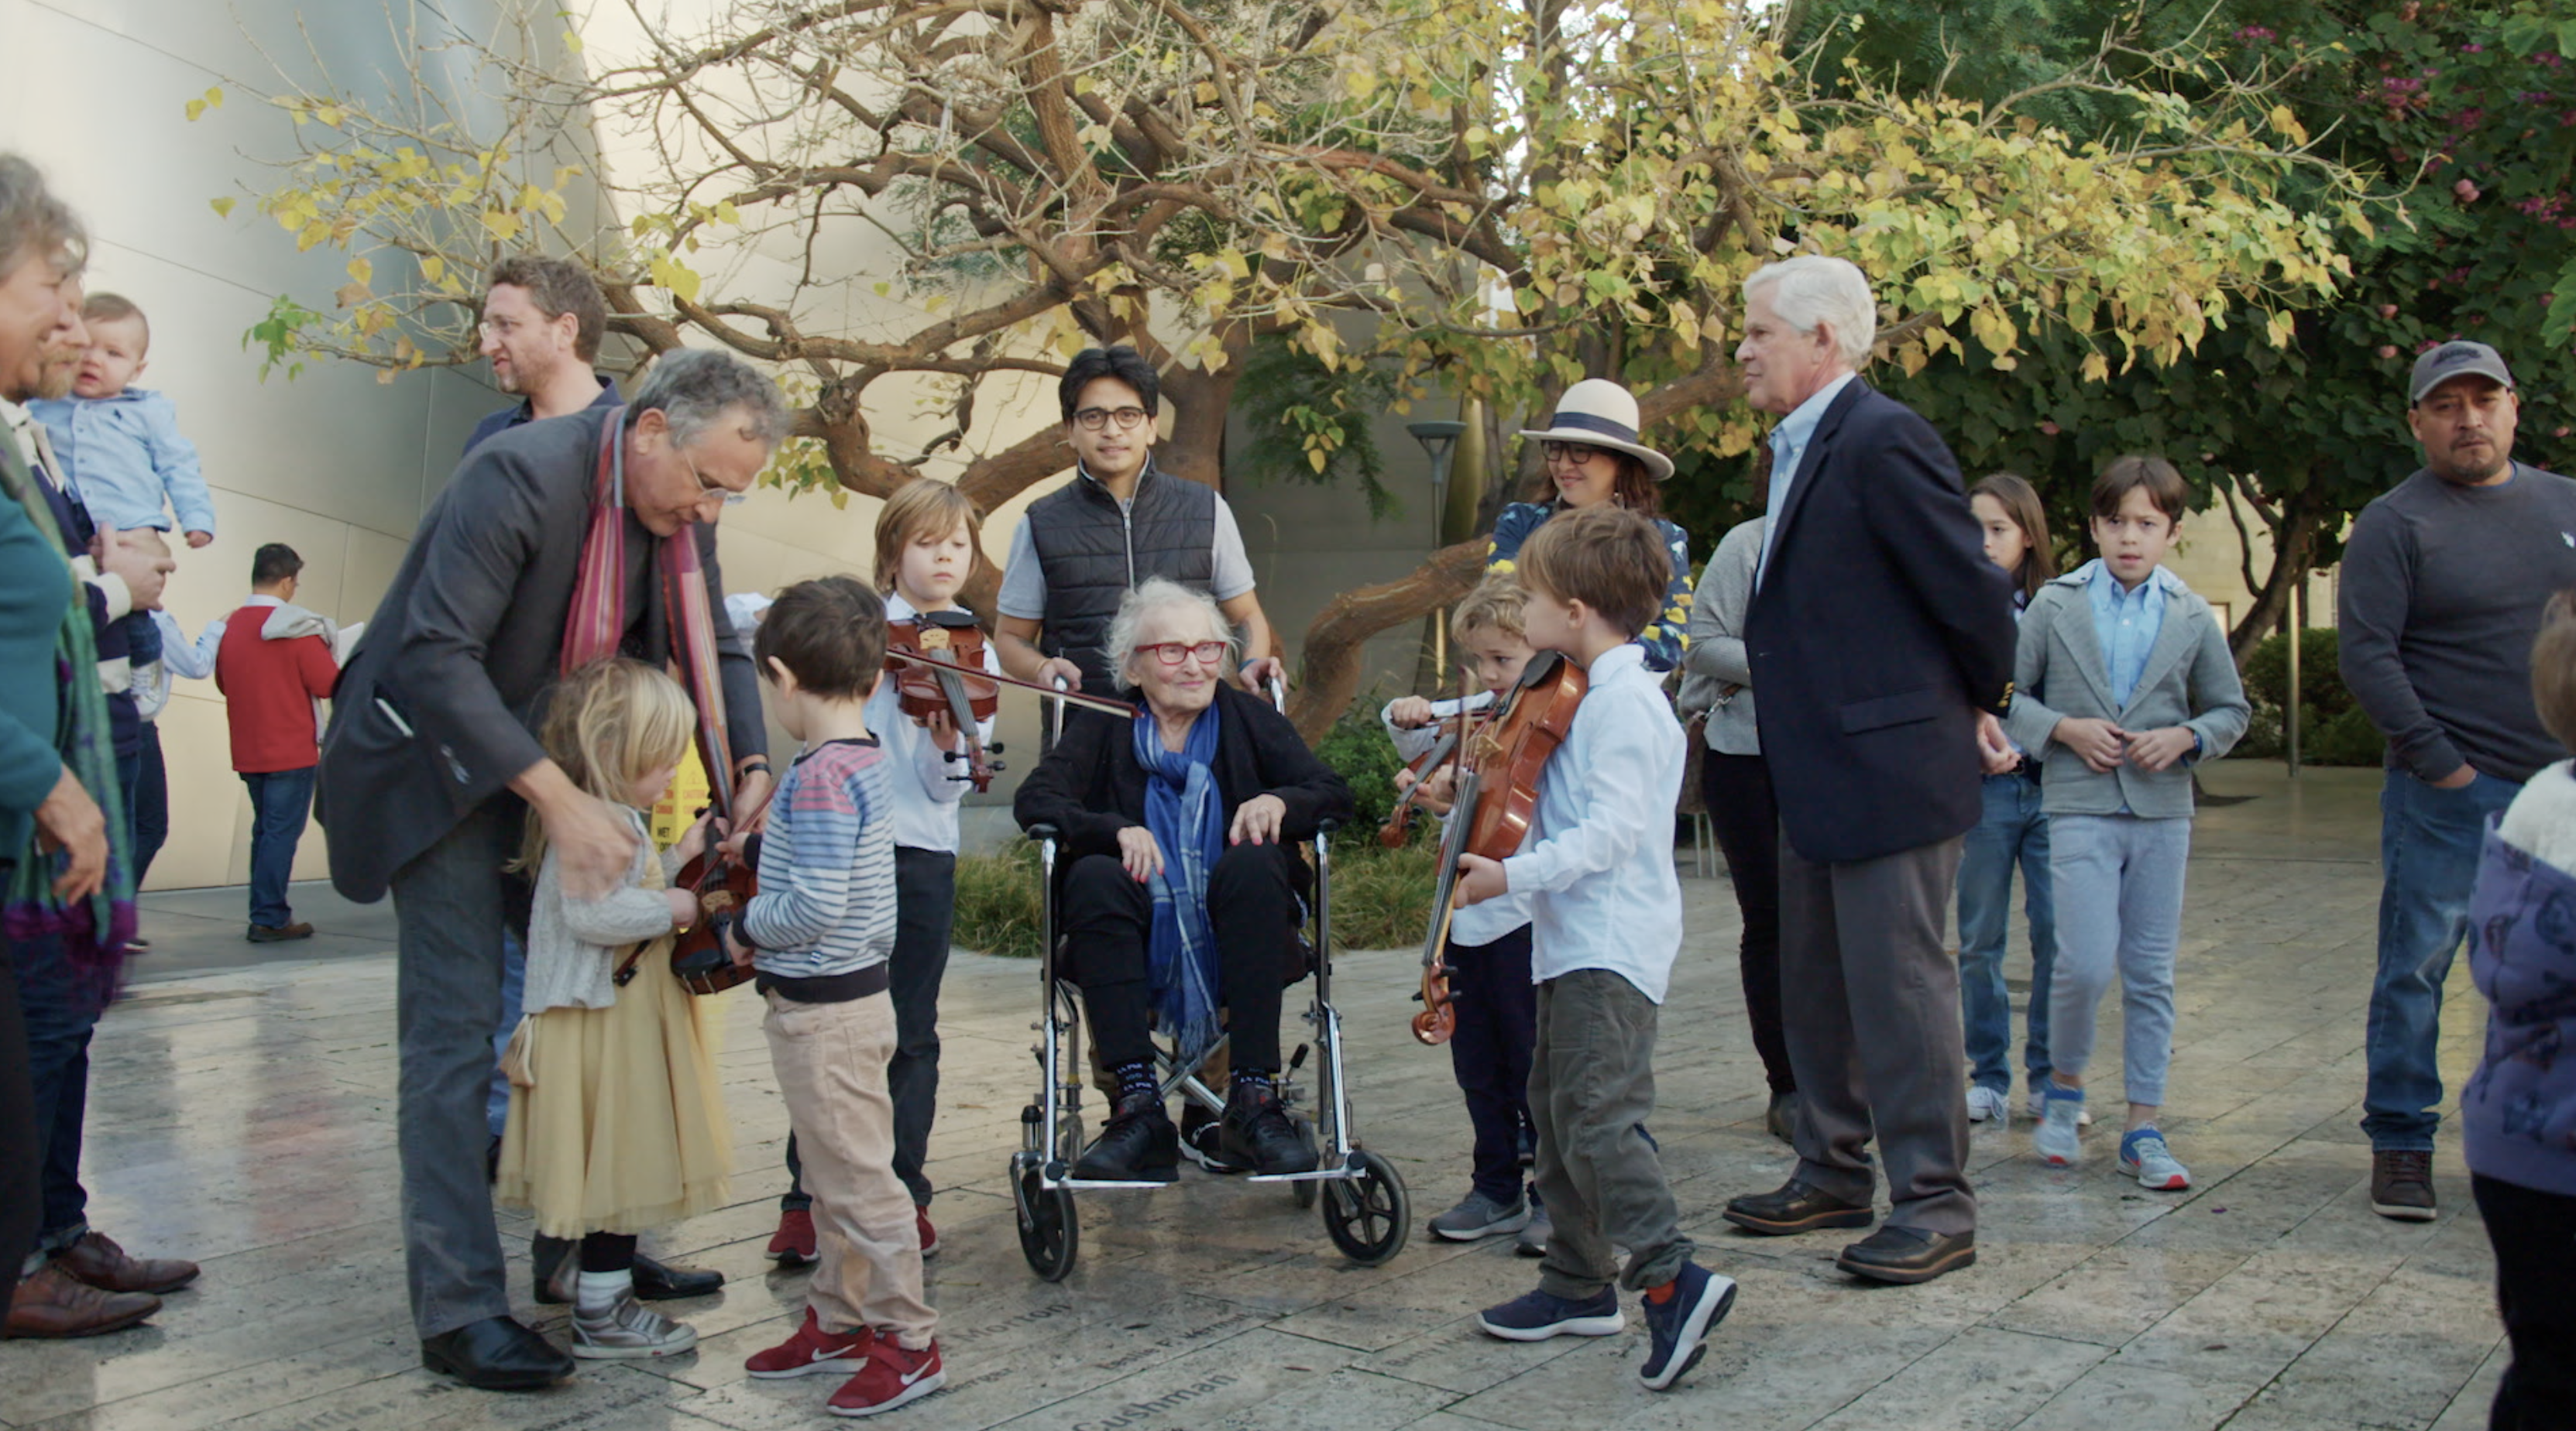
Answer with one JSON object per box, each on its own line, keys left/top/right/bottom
{"left": 1229, "top": 794, "right": 1286, "bottom": 846}
{"left": 1117, "top": 825, "right": 1165, "bottom": 882}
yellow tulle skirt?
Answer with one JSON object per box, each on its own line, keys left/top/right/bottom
{"left": 494, "top": 939, "right": 733, "bottom": 1239}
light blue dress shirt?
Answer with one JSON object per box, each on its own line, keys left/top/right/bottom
{"left": 1756, "top": 371, "right": 1858, "bottom": 585}
{"left": 2086, "top": 558, "right": 2173, "bottom": 709}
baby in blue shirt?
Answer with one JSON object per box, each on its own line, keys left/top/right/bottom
{"left": 29, "top": 293, "right": 215, "bottom": 547}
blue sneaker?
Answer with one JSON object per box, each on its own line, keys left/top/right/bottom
{"left": 2033, "top": 1083, "right": 2084, "bottom": 1167}
{"left": 2119, "top": 1128, "right": 2191, "bottom": 1191}
{"left": 1637, "top": 1261, "right": 1736, "bottom": 1391}
{"left": 1475, "top": 1286, "right": 1623, "bottom": 1342}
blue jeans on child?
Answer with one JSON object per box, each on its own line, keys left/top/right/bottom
{"left": 1448, "top": 925, "right": 1537, "bottom": 1206}
{"left": 241, "top": 765, "right": 318, "bottom": 928}
{"left": 1958, "top": 771, "right": 2056, "bottom": 1096}
{"left": 2045, "top": 813, "right": 2190, "bottom": 1106}
{"left": 2365, "top": 767, "right": 2521, "bottom": 1152}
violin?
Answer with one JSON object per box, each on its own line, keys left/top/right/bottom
{"left": 1379, "top": 705, "right": 1491, "bottom": 849}
{"left": 885, "top": 611, "right": 1004, "bottom": 793}
{"left": 1409, "top": 652, "right": 1589, "bottom": 1045}
{"left": 651, "top": 530, "right": 769, "bottom": 997}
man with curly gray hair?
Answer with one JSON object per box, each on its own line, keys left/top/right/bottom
{"left": 318, "top": 345, "right": 785, "bottom": 1390}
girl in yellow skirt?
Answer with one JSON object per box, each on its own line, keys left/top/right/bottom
{"left": 495, "top": 657, "right": 733, "bottom": 1359}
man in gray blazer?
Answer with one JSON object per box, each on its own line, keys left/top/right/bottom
{"left": 318, "top": 350, "right": 787, "bottom": 1390}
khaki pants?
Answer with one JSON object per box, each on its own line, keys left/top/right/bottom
{"left": 764, "top": 990, "right": 936, "bottom": 1348}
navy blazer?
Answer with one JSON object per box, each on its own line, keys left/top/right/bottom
{"left": 1746, "top": 380, "right": 2016, "bottom": 864}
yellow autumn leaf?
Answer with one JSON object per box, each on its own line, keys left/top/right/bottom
{"left": 480, "top": 210, "right": 522, "bottom": 242}
{"left": 420, "top": 253, "right": 445, "bottom": 283}
{"left": 209, "top": 197, "right": 236, "bottom": 219}
{"left": 346, "top": 256, "right": 373, "bottom": 287}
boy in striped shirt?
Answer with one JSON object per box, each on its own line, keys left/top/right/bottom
{"left": 729, "top": 577, "right": 944, "bottom": 1418}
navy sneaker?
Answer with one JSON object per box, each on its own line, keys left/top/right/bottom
{"left": 1637, "top": 1261, "right": 1736, "bottom": 1391}
{"left": 1475, "top": 1286, "right": 1623, "bottom": 1342}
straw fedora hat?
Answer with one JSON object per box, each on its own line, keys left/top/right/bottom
{"left": 1516, "top": 379, "right": 1674, "bottom": 482}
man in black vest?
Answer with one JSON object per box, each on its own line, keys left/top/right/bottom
{"left": 994, "top": 346, "right": 1281, "bottom": 694}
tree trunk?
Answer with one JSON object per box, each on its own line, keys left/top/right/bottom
{"left": 1288, "top": 539, "right": 1488, "bottom": 743}
{"left": 2226, "top": 492, "right": 2326, "bottom": 663}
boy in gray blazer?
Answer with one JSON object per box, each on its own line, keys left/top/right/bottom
{"left": 2004, "top": 456, "right": 2249, "bottom": 1190}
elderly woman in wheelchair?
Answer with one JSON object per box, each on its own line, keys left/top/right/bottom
{"left": 1013, "top": 578, "right": 1355, "bottom": 1182}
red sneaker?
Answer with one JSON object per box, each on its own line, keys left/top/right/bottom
{"left": 769, "top": 1207, "right": 818, "bottom": 1267}
{"left": 829, "top": 1338, "right": 944, "bottom": 1417}
{"left": 915, "top": 1206, "right": 939, "bottom": 1258}
{"left": 746, "top": 1307, "right": 874, "bottom": 1379}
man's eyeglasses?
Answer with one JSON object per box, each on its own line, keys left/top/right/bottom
{"left": 1073, "top": 406, "right": 1151, "bottom": 432}
{"left": 676, "top": 442, "right": 747, "bottom": 504}
{"left": 1539, "top": 441, "right": 1608, "bottom": 465}
{"left": 1138, "top": 639, "right": 1228, "bottom": 667}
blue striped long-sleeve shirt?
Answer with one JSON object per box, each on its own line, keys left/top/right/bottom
{"left": 741, "top": 738, "right": 898, "bottom": 981}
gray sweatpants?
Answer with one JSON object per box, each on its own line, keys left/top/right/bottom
{"left": 391, "top": 801, "right": 518, "bottom": 1340}
{"left": 1529, "top": 968, "right": 1691, "bottom": 1299}
{"left": 2045, "top": 813, "right": 2191, "bottom": 1107}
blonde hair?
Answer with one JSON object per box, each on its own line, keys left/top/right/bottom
{"left": 1451, "top": 571, "right": 1527, "bottom": 644}
{"left": 872, "top": 479, "right": 987, "bottom": 597}
{"left": 2535, "top": 591, "right": 2576, "bottom": 753}
{"left": 515, "top": 657, "right": 696, "bottom": 873}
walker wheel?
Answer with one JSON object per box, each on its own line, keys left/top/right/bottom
{"left": 1015, "top": 1159, "right": 1079, "bottom": 1281}
{"left": 1321, "top": 1150, "right": 1409, "bottom": 1266}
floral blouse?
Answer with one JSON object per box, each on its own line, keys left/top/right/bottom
{"left": 1484, "top": 501, "right": 1694, "bottom": 673}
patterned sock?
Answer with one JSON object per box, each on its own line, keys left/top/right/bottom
{"left": 1230, "top": 1069, "right": 1274, "bottom": 1102}
{"left": 1111, "top": 1059, "right": 1158, "bottom": 1105}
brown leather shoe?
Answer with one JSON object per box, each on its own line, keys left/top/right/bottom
{"left": 5, "top": 1261, "right": 160, "bottom": 1338}
{"left": 56, "top": 1230, "right": 199, "bottom": 1295}
{"left": 246, "top": 921, "right": 315, "bottom": 943}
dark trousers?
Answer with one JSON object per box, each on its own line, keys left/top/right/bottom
{"left": 1, "top": 929, "right": 39, "bottom": 1297}
{"left": 1701, "top": 751, "right": 1794, "bottom": 1095}
{"left": 1061, "top": 842, "right": 1298, "bottom": 1072}
{"left": 12, "top": 932, "right": 101, "bottom": 1252}
{"left": 1777, "top": 831, "right": 1977, "bottom": 1236}
{"left": 1530, "top": 969, "right": 1689, "bottom": 1298}
{"left": 1448, "top": 925, "right": 1537, "bottom": 1205}
{"left": 242, "top": 765, "right": 318, "bottom": 929}
{"left": 390, "top": 800, "right": 517, "bottom": 1339}
{"left": 131, "top": 722, "right": 169, "bottom": 889}
{"left": 783, "top": 845, "right": 956, "bottom": 1213}
{"left": 2474, "top": 1172, "right": 2576, "bottom": 1429}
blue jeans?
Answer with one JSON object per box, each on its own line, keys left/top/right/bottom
{"left": 1957, "top": 773, "right": 2056, "bottom": 1094}
{"left": 2365, "top": 767, "right": 2520, "bottom": 1151}
{"left": 242, "top": 766, "right": 317, "bottom": 929}
{"left": 11, "top": 934, "right": 101, "bottom": 1255}
{"left": 486, "top": 929, "right": 525, "bottom": 1141}
{"left": 2046, "top": 814, "right": 2193, "bottom": 1106}
{"left": 132, "top": 722, "right": 169, "bottom": 889}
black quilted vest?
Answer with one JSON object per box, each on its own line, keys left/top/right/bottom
{"left": 1025, "top": 460, "right": 1218, "bottom": 690}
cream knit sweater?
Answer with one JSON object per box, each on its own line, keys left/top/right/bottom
{"left": 522, "top": 805, "right": 686, "bottom": 1014}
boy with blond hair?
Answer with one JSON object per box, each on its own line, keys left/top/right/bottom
{"left": 1455, "top": 505, "right": 1736, "bottom": 1392}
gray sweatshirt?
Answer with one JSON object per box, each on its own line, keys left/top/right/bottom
{"left": 2338, "top": 463, "right": 2576, "bottom": 786}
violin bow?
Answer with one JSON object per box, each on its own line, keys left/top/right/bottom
{"left": 889, "top": 648, "right": 1137, "bottom": 719}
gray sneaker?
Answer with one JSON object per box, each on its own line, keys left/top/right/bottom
{"left": 1515, "top": 1203, "right": 1551, "bottom": 1257}
{"left": 571, "top": 1293, "right": 699, "bottom": 1359}
{"left": 1431, "top": 1190, "right": 1531, "bottom": 1241}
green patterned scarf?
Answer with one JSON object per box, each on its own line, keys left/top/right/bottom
{"left": 0, "top": 429, "right": 136, "bottom": 1007}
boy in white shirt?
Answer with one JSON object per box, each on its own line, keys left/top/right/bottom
{"left": 1453, "top": 505, "right": 1736, "bottom": 1392}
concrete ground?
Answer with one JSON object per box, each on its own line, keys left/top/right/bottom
{"left": 0, "top": 760, "right": 2516, "bottom": 1430}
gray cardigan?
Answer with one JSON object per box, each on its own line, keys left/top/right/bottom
{"left": 2004, "top": 562, "right": 2251, "bottom": 818}
{"left": 1679, "top": 519, "right": 1765, "bottom": 755}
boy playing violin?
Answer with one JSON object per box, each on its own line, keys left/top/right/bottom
{"left": 1382, "top": 574, "right": 1547, "bottom": 1251}
{"left": 768, "top": 482, "right": 1000, "bottom": 1268}
{"left": 1453, "top": 505, "right": 1736, "bottom": 1392}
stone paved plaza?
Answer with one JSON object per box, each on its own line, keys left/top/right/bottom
{"left": 0, "top": 763, "right": 2515, "bottom": 1430}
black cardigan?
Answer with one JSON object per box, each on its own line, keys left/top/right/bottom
{"left": 1013, "top": 684, "right": 1354, "bottom": 863}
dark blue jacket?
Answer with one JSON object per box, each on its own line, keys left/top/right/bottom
{"left": 465, "top": 372, "right": 620, "bottom": 456}
{"left": 1745, "top": 380, "right": 2017, "bottom": 864}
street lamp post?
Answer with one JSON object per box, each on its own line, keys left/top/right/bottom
{"left": 1407, "top": 420, "right": 1469, "bottom": 685}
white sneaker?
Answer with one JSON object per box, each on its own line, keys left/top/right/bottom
{"left": 1966, "top": 1086, "right": 2009, "bottom": 1124}
{"left": 2028, "top": 1086, "right": 2093, "bottom": 1126}
{"left": 2119, "top": 1129, "right": 2191, "bottom": 1191}
{"left": 2033, "top": 1089, "right": 2085, "bottom": 1167}
{"left": 572, "top": 1293, "right": 698, "bottom": 1359}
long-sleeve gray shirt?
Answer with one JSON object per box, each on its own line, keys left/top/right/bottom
{"left": 2338, "top": 462, "right": 2576, "bottom": 786}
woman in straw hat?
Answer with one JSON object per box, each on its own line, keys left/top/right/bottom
{"left": 1485, "top": 379, "right": 1695, "bottom": 671}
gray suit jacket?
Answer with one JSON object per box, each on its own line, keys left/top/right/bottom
{"left": 1679, "top": 518, "right": 1764, "bottom": 755}
{"left": 316, "top": 411, "right": 763, "bottom": 903}
{"left": 2004, "top": 563, "right": 2250, "bottom": 818}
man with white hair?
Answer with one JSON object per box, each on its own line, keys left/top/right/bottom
{"left": 1717, "top": 256, "right": 2018, "bottom": 1286}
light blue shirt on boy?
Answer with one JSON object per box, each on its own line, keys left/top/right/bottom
{"left": 2088, "top": 561, "right": 2173, "bottom": 708}
{"left": 27, "top": 388, "right": 215, "bottom": 534}
{"left": 1499, "top": 643, "right": 1686, "bottom": 1001}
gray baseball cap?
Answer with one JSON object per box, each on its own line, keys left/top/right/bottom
{"left": 2409, "top": 340, "right": 2516, "bottom": 405}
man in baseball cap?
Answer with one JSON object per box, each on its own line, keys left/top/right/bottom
{"left": 2341, "top": 339, "right": 2576, "bottom": 1223}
